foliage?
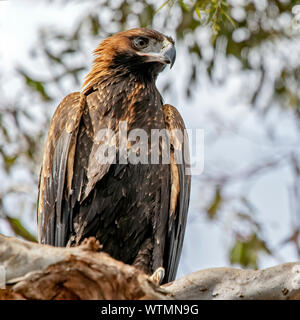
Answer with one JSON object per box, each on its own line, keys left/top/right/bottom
{"left": 5, "top": 216, "right": 37, "bottom": 243}
{"left": 230, "top": 233, "right": 271, "bottom": 269}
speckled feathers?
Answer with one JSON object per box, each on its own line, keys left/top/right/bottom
{"left": 37, "top": 28, "right": 190, "bottom": 283}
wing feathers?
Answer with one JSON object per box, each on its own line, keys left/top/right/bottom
{"left": 37, "top": 92, "right": 86, "bottom": 245}
{"left": 162, "top": 104, "right": 191, "bottom": 282}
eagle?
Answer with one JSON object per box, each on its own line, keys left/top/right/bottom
{"left": 37, "top": 28, "right": 191, "bottom": 284}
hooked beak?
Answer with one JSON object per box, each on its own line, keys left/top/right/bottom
{"left": 163, "top": 43, "right": 176, "bottom": 69}
{"left": 137, "top": 39, "right": 176, "bottom": 69}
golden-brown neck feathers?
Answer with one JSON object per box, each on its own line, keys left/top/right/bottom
{"left": 82, "top": 28, "right": 174, "bottom": 93}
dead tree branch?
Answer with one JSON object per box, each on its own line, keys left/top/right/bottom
{"left": 0, "top": 235, "right": 300, "bottom": 300}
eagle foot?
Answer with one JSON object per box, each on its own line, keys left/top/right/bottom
{"left": 149, "top": 267, "right": 165, "bottom": 285}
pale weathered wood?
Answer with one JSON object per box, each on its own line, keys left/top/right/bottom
{"left": 1, "top": 235, "right": 300, "bottom": 300}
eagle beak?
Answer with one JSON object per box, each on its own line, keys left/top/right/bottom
{"left": 137, "top": 39, "right": 176, "bottom": 69}
{"left": 163, "top": 43, "right": 176, "bottom": 69}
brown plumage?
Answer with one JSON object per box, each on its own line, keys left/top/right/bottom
{"left": 37, "top": 28, "right": 190, "bottom": 283}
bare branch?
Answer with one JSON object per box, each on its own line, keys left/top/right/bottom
{"left": 164, "top": 264, "right": 300, "bottom": 300}
{"left": 1, "top": 235, "right": 300, "bottom": 300}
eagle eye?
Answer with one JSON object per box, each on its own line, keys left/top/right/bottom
{"left": 133, "top": 37, "right": 149, "bottom": 49}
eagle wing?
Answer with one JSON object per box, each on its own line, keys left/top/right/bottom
{"left": 162, "top": 104, "right": 191, "bottom": 282}
{"left": 37, "top": 92, "right": 85, "bottom": 245}
{"left": 37, "top": 91, "right": 113, "bottom": 246}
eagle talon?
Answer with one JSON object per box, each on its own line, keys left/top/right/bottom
{"left": 149, "top": 267, "right": 165, "bottom": 285}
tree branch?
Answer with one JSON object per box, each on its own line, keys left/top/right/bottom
{"left": 0, "top": 235, "right": 300, "bottom": 300}
{"left": 163, "top": 264, "right": 300, "bottom": 300}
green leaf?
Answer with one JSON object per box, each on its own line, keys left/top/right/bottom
{"left": 18, "top": 69, "right": 51, "bottom": 101}
{"left": 155, "top": 0, "right": 171, "bottom": 13}
{"left": 6, "top": 216, "right": 37, "bottom": 243}
{"left": 207, "top": 187, "right": 222, "bottom": 219}
{"left": 179, "top": 0, "right": 189, "bottom": 12}
{"left": 230, "top": 233, "right": 271, "bottom": 269}
{"left": 195, "top": 5, "right": 201, "bottom": 19}
{"left": 221, "top": 9, "right": 236, "bottom": 29}
{"left": 3, "top": 155, "right": 18, "bottom": 172}
{"left": 0, "top": 149, "right": 18, "bottom": 172}
{"left": 221, "top": 1, "right": 229, "bottom": 7}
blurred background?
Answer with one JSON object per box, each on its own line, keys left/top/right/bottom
{"left": 0, "top": 0, "right": 300, "bottom": 279}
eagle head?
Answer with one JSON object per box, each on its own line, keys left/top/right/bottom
{"left": 83, "top": 28, "right": 176, "bottom": 90}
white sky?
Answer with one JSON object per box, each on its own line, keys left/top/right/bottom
{"left": 1, "top": 0, "right": 300, "bottom": 279}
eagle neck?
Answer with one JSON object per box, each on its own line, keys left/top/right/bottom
{"left": 93, "top": 73, "right": 165, "bottom": 130}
